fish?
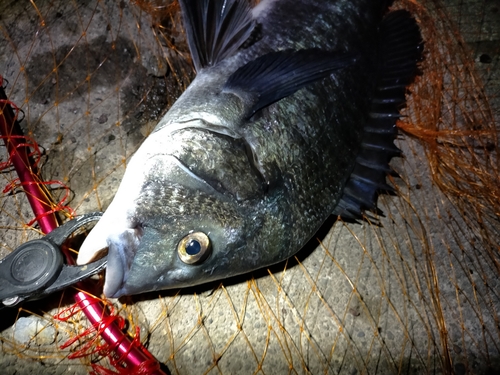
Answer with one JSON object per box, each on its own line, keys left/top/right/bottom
{"left": 77, "top": 0, "right": 423, "bottom": 298}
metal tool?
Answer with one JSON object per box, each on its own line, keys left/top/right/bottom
{"left": 0, "top": 212, "right": 107, "bottom": 307}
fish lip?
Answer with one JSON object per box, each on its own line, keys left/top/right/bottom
{"left": 103, "top": 239, "right": 126, "bottom": 298}
{"left": 103, "top": 228, "right": 141, "bottom": 298}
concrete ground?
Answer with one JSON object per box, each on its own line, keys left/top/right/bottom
{"left": 0, "top": 0, "right": 498, "bottom": 374}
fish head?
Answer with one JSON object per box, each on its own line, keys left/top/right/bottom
{"left": 77, "top": 126, "right": 270, "bottom": 298}
{"left": 103, "top": 180, "right": 250, "bottom": 298}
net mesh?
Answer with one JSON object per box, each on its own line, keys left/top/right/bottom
{"left": 0, "top": 0, "right": 498, "bottom": 374}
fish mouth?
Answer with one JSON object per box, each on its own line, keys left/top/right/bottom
{"left": 103, "top": 228, "right": 142, "bottom": 298}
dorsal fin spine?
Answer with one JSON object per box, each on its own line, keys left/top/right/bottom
{"left": 333, "top": 10, "right": 424, "bottom": 221}
{"left": 179, "top": 0, "right": 255, "bottom": 71}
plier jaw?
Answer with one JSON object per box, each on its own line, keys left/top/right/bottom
{"left": 0, "top": 212, "right": 107, "bottom": 307}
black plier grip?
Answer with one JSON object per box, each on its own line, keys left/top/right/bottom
{"left": 0, "top": 212, "right": 107, "bottom": 307}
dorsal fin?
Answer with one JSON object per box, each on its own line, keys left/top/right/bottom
{"left": 178, "top": 0, "right": 255, "bottom": 71}
{"left": 333, "top": 10, "right": 424, "bottom": 222}
{"left": 223, "top": 49, "right": 359, "bottom": 118}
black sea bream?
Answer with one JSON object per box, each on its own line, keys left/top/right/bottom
{"left": 77, "top": 0, "right": 423, "bottom": 298}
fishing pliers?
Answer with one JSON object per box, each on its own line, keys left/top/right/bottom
{"left": 0, "top": 212, "right": 107, "bottom": 307}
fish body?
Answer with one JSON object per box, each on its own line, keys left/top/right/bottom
{"left": 78, "top": 0, "right": 422, "bottom": 298}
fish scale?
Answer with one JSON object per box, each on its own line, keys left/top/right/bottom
{"left": 77, "top": 0, "right": 423, "bottom": 298}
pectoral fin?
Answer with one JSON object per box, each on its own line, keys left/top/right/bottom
{"left": 223, "top": 48, "right": 358, "bottom": 118}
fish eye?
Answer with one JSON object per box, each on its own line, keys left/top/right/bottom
{"left": 177, "top": 232, "right": 211, "bottom": 264}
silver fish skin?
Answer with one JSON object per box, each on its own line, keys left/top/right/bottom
{"left": 77, "top": 0, "right": 420, "bottom": 297}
